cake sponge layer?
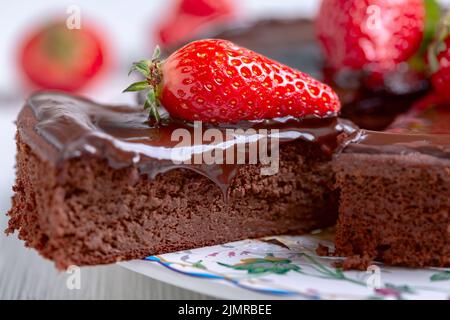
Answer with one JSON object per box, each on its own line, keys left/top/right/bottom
{"left": 334, "top": 153, "right": 450, "bottom": 269}
{"left": 7, "top": 134, "right": 338, "bottom": 269}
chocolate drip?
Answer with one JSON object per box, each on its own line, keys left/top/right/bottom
{"left": 19, "top": 92, "right": 356, "bottom": 195}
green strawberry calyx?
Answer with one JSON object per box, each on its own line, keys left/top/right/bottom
{"left": 123, "top": 46, "right": 163, "bottom": 124}
{"left": 408, "top": 0, "right": 441, "bottom": 72}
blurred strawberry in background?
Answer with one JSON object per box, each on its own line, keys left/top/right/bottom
{"left": 156, "top": 0, "right": 236, "bottom": 49}
{"left": 428, "top": 11, "right": 450, "bottom": 102}
{"left": 316, "top": 0, "right": 436, "bottom": 93}
{"left": 18, "top": 20, "right": 109, "bottom": 92}
{"left": 316, "top": 0, "right": 425, "bottom": 74}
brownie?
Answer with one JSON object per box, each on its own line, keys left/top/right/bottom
{"left": 334, "top": 104, "right": 450, "bottom": 269}
{"left": 6, "top": 92, "right": 353, "bottom": 269}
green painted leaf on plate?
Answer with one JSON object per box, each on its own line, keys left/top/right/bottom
{"left": 218, "top": 255, "right": 301, "bottom": 275}
{"left": 430, "top": 271, "right": 450, "bottom": 281}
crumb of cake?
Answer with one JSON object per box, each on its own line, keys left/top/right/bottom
{"left": 339, "top": 254, "right": 374, "bottom": 271}
{"left": 315, "top": 243, "right": 330, "bottom": 256}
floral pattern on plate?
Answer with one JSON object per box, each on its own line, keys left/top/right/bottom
{"left": 120, "top": 231, "right": 450, "bottom": 300}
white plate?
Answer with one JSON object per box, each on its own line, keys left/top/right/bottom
{"left": 119, "top": 231, "right": 450, "bottom": 300}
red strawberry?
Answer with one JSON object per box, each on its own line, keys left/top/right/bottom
{"left": 19, "top": 21, "right": 109, "bottom": 92}
{"left": 429, "top": 36, "right": 450, "bottom": 101}
{"left": 429, "top": 11, "right": 450, "bottom": 102}
{"left": 316, "top": 0, "right": 425, "bottom": 73}
{"left": 125, "top": 39, "right": 340, "bottom": 124}
{"left": 156, "top": 0, "right": 235, "bottom": 48}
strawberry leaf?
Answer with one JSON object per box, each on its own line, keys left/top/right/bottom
{"left": 152, "top": 45, "right": 161, "bottom": 60}
{"left": 128, "top": 60, "right": 151, "bottom": 77}
{"left": 409, "top": 0, "right": 441, "bottom": 71}
{"left": 145, "top": 89, "right": 161, "bottom": 124}
{"left": 423, "top": 0, "right": 441, "bottom": 50}
{"left": 122, "top": 81, "right": 150, "bottom": 92}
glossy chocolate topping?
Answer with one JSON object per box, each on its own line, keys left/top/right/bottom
{"left": 18, "top": 92, "right": 356, "bottom": 195}
{"left": 343, "top": 104, "right": 450, "bottom": 159}
{"left": 388, "top": 103, "right": 450, "bottom": 135}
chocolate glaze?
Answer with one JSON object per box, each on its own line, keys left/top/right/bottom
{"left": 344, "top": 130, "right": 450, "bottom": 159}
{"left": 173, "top": 18, "right": 429, "bottom": 131}
{"left": 388, "top": 103, "right": 450, "bottom": 135}
{"left": 18, "top": 92, "right": 356, "bottom": 195}
{"left": 343, "top": 104, "right": 450, "bottom": 159}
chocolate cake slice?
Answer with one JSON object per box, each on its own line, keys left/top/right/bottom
{"left": 334, "top": 104, "right": 450, "bottom": 269}
{"left": 7, "top": 92, "right": 354, "bottom": 269}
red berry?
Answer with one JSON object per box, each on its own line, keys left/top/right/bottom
{"left": 156, "top": 0, "right": 235, "bottom": 48}
{"left": 430, "top": 36, "right": 450, "bottom": 101}
{"left": 316, "top": 0, "right": 425, "bottom": 73}
{"left": 126, "top": 39, "right": 340, "bottom": 123}
{"left": 19, "top": 21, "right": 109, "bottom": 92}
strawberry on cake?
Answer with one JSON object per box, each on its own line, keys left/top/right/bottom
{"left": 7, "top": 39, "right": 352, "bottom": 269}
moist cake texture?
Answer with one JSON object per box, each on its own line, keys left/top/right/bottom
{"left": 7, "top": 92, "right": 353, "bottom": 269}
{"left": 334, "top": 104, "right": 450, "bottom": 269}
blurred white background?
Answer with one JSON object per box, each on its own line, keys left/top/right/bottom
{"left": 0, "top": 0, "right": 320, "bottom": 97}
